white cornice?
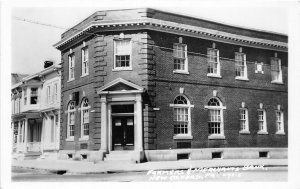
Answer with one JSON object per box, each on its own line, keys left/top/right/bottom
{"left": 54, "top": 18, "right": 287, "bottom": 52}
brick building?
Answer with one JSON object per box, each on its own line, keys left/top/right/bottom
{"left": 54, "top": 8, "right": 288, "bottom": 162}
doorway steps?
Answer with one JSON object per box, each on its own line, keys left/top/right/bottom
{"left": 24, "top": 152, "right": 42, "bottom": 160}
{"left": 104, "top": 151, "right": 135, "bottom": 163}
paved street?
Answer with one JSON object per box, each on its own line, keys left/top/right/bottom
{"left": 12, "top": 166, "right": 287, "bottom": 182}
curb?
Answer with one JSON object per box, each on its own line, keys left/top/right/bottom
{"left": 12, "top": 160, "right": 288, "bottom": 175}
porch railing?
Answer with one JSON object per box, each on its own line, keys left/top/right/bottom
{"left": 27, "top": 142, "right": 41, "bottom": 152}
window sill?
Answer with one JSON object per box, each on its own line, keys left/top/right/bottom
{"left": 275, "top": 131, "right": 285, "bottom": 135}
{"left": 257, "top": 131, "right": 268, "bottom": 135}
{"left": 112, "top": 68, "right": 132, "bottom": 71}
{"left": 207, "top": 74, "right": 221, "bottom": 78}
{"left": 271, "top": 81, "right": 284, "bottom": 85}
{"left": 173, "top": 70, "right": 189, "bottom": 75}
{"left": 65, "top": 137, "right": 74, "bottom": 142}
{"left": 255, "top": 71, "right": 264, "bottom": 74}
{"left": 239, "top": 130, "right": 250, "bottom": 134}
{"left": 173, "top": 135, "right": 193, "bottom": 140}
{"left": 235, "top": 76, "right": 249, "bottom": 81}
{"left": 80, "top": 74, "right": 89, "bottom": 78}
{"left": 67, "top": 79, "right": 75, "bottom": 82}
{"left": 79, "top": 136, "right": 89, "bottom": 141}
{"left": 208, "top": 135, "right": 225, "bottom": 140}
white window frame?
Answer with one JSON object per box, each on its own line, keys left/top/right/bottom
{"left": 170, "top": 95, "right": 194, "bottom": 139}
{"left": 80, "top": 98, "right": 90, "bottom": 140}
{"left": 257, "top": 109, "right": 268, "bottom": 134}
{"left": 271, "top": 57, "right": 283, "bottom": 83}
{"left": 12, "top": 99, "right": 15, "bottom": 114}
{"left": 173, "top": 43, "right": 189, "bottom": 74}
{"left": 235, "top": 52, "right": 248, "bottom": 80}
{"left": 30, "top": 88, "right": 38, "bottom": 105}
{"left": 239, "top": 108, "right": 250, "bottom": 134}
{"left": 15, "top": 98, "right": 19, "bottom": 114}
{"left": 54, "top": 83, "right": 58, "bottom": 102}
{"left": 204, "top": 97, "right": 226, "bottom": 139}
{"left": 66, "top": 101, "right": 76, "bottom": 141}
{"left": 81, "top": 47, "right": 89, "bottom": 76}
{"left": 23, "top": 89, "right": 27, "bottom": 105}
{"left": 47, "top": 86, "right": 51, "bottom": 104}
{"left": 275, "top": 110, "right": 285, "bottom": 135}
{"left": 207, "top": 48, "right": 221, "bottom": 78}
{"left": 68, "top": 54, "right": 75, "bottom": 81}
{"left": 113, "top": 39, "right": 132, "bottom": 71}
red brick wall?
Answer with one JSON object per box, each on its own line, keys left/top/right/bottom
{"left": 149, "top": 31, "right": 288, "bottom": 149}
{"left": 59, "top": 28, "right": 287, "bottom": 151}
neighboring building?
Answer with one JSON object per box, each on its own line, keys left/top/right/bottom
{"left": 11, "top": 62, "right": 61, "bottom": 160}
{"left": 54, "top": 8, "right": 288, "bottom": 162}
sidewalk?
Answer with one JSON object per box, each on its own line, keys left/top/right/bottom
{"left": 12, "top": 158, "right": 288, "bottom": 175}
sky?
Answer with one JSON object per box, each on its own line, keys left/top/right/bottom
{"left": 10, "top": 2, "right": 290, "bottom": 75}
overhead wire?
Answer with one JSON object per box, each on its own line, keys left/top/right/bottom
{"left": 12, "top": 16, "right": 286, "bottom": 69}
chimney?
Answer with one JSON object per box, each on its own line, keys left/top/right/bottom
{"left": 44, "top": 61, "right": 53, "bottom": 68}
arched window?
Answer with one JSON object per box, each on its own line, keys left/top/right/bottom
{"left": 170, "top": 95, "right": 194, "bottom": 138}
{"left": 81, "top": 98, "right": 90, "bottom": 139}
{"left": 206, "top": 97, "right": 226, "bottom": 138}
{"left": 67, "top": 101, "right": 76, "bottom": 140}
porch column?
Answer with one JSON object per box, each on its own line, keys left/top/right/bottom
{"left": 17, "top": 121, "right": 20, "bottom": 151}
{"left": 24, "top": 119, "right": 28, "bottom": 152}
{"left": 100, "top": 95, "right": 108, "bottom": 152}
{"left": 41, "top": 117, "right": 44, "bottom": 153}
{"left": 135, "top": 94, "right": 143, "bottom": 151}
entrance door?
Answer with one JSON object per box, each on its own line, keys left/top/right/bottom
{"left": 112, "top": 116, "right": 134, "bottom": 150}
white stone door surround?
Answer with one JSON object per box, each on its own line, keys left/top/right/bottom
{"left": 97, "top": 78, "right": 144, "bottom": 156}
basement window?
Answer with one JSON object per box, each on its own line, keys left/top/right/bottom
{"left": 81, "top": 154, "right": 87, "bottom": 160}
{"left": 259, "top": 151, "right": 269, "bottom": 158}
{"left": 67, "top": 154, "right": 73, "bottom": 159}
{"left": 212, "top": 152, "right": 222, "bottom": 159}
{"left": 177, "top": 153, "right": 190, "bottom": 160}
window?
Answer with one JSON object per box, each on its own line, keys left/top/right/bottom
{"left": 18, "top": 98, "right": 20, "bottom": 113}
{"left": 23, "top": 89, "right": 27, "bottom": 105}
{"left": 170, "top": 95, "right": 193, "bottom": 139}
{"left": 173, "top": 43, "right": 188, "bottom": 73}
{"left": 206, "top": 97, "right": 225, "bottom": 139}
{"left": 235, "top": 52, "right": 247, "bottom": 79}
{"left": 47, "top": 86, "right": 51, "bottom": 104}
{"left": 15, "top": 98, "right": 20, "bottom": 113}
{"left": 81, "top": 47, "right": 89, "bottom": 76}
{"left": 239, "top": 108, "right": 249, "bottom": 133}
{"left": 81, "top": 98, "right": 90, "bottom": 139}
{"left": 257, "top": 109, "right": 267, "bottom": 134}
{"left": 12, "top": 99, "right": 15, "bottom": 114}
{"left": 114, "top": 40, "right": 131, "bottom": 70}
{"left": 69, "top": 54, "right": 75, "bottom": 80}
{"left": 54, "top": 83, "right": 58, "bottom": 102}
{"left": 30, "top": 88, "right": 38, "bottom": 104}
{"left": 271, "top": 57, "right": 282, "bottom": 83}
{"left": 276, "top": 111, "right": 284, "bottom": 134}
{"left": 67, "top": 101, "right": 76, "bottom": 140}
{"left": 207, "top": 48, "right": 220, "bottom": 76}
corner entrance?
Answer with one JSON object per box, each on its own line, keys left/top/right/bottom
{"left": 97, "top": 78, "right": 144, "bottom": 162}
{"left": 111, "top": 104, "right": 134, "bottom": 151}
{"left": 112, "top": 116, "right": 134, "bottom": 150}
